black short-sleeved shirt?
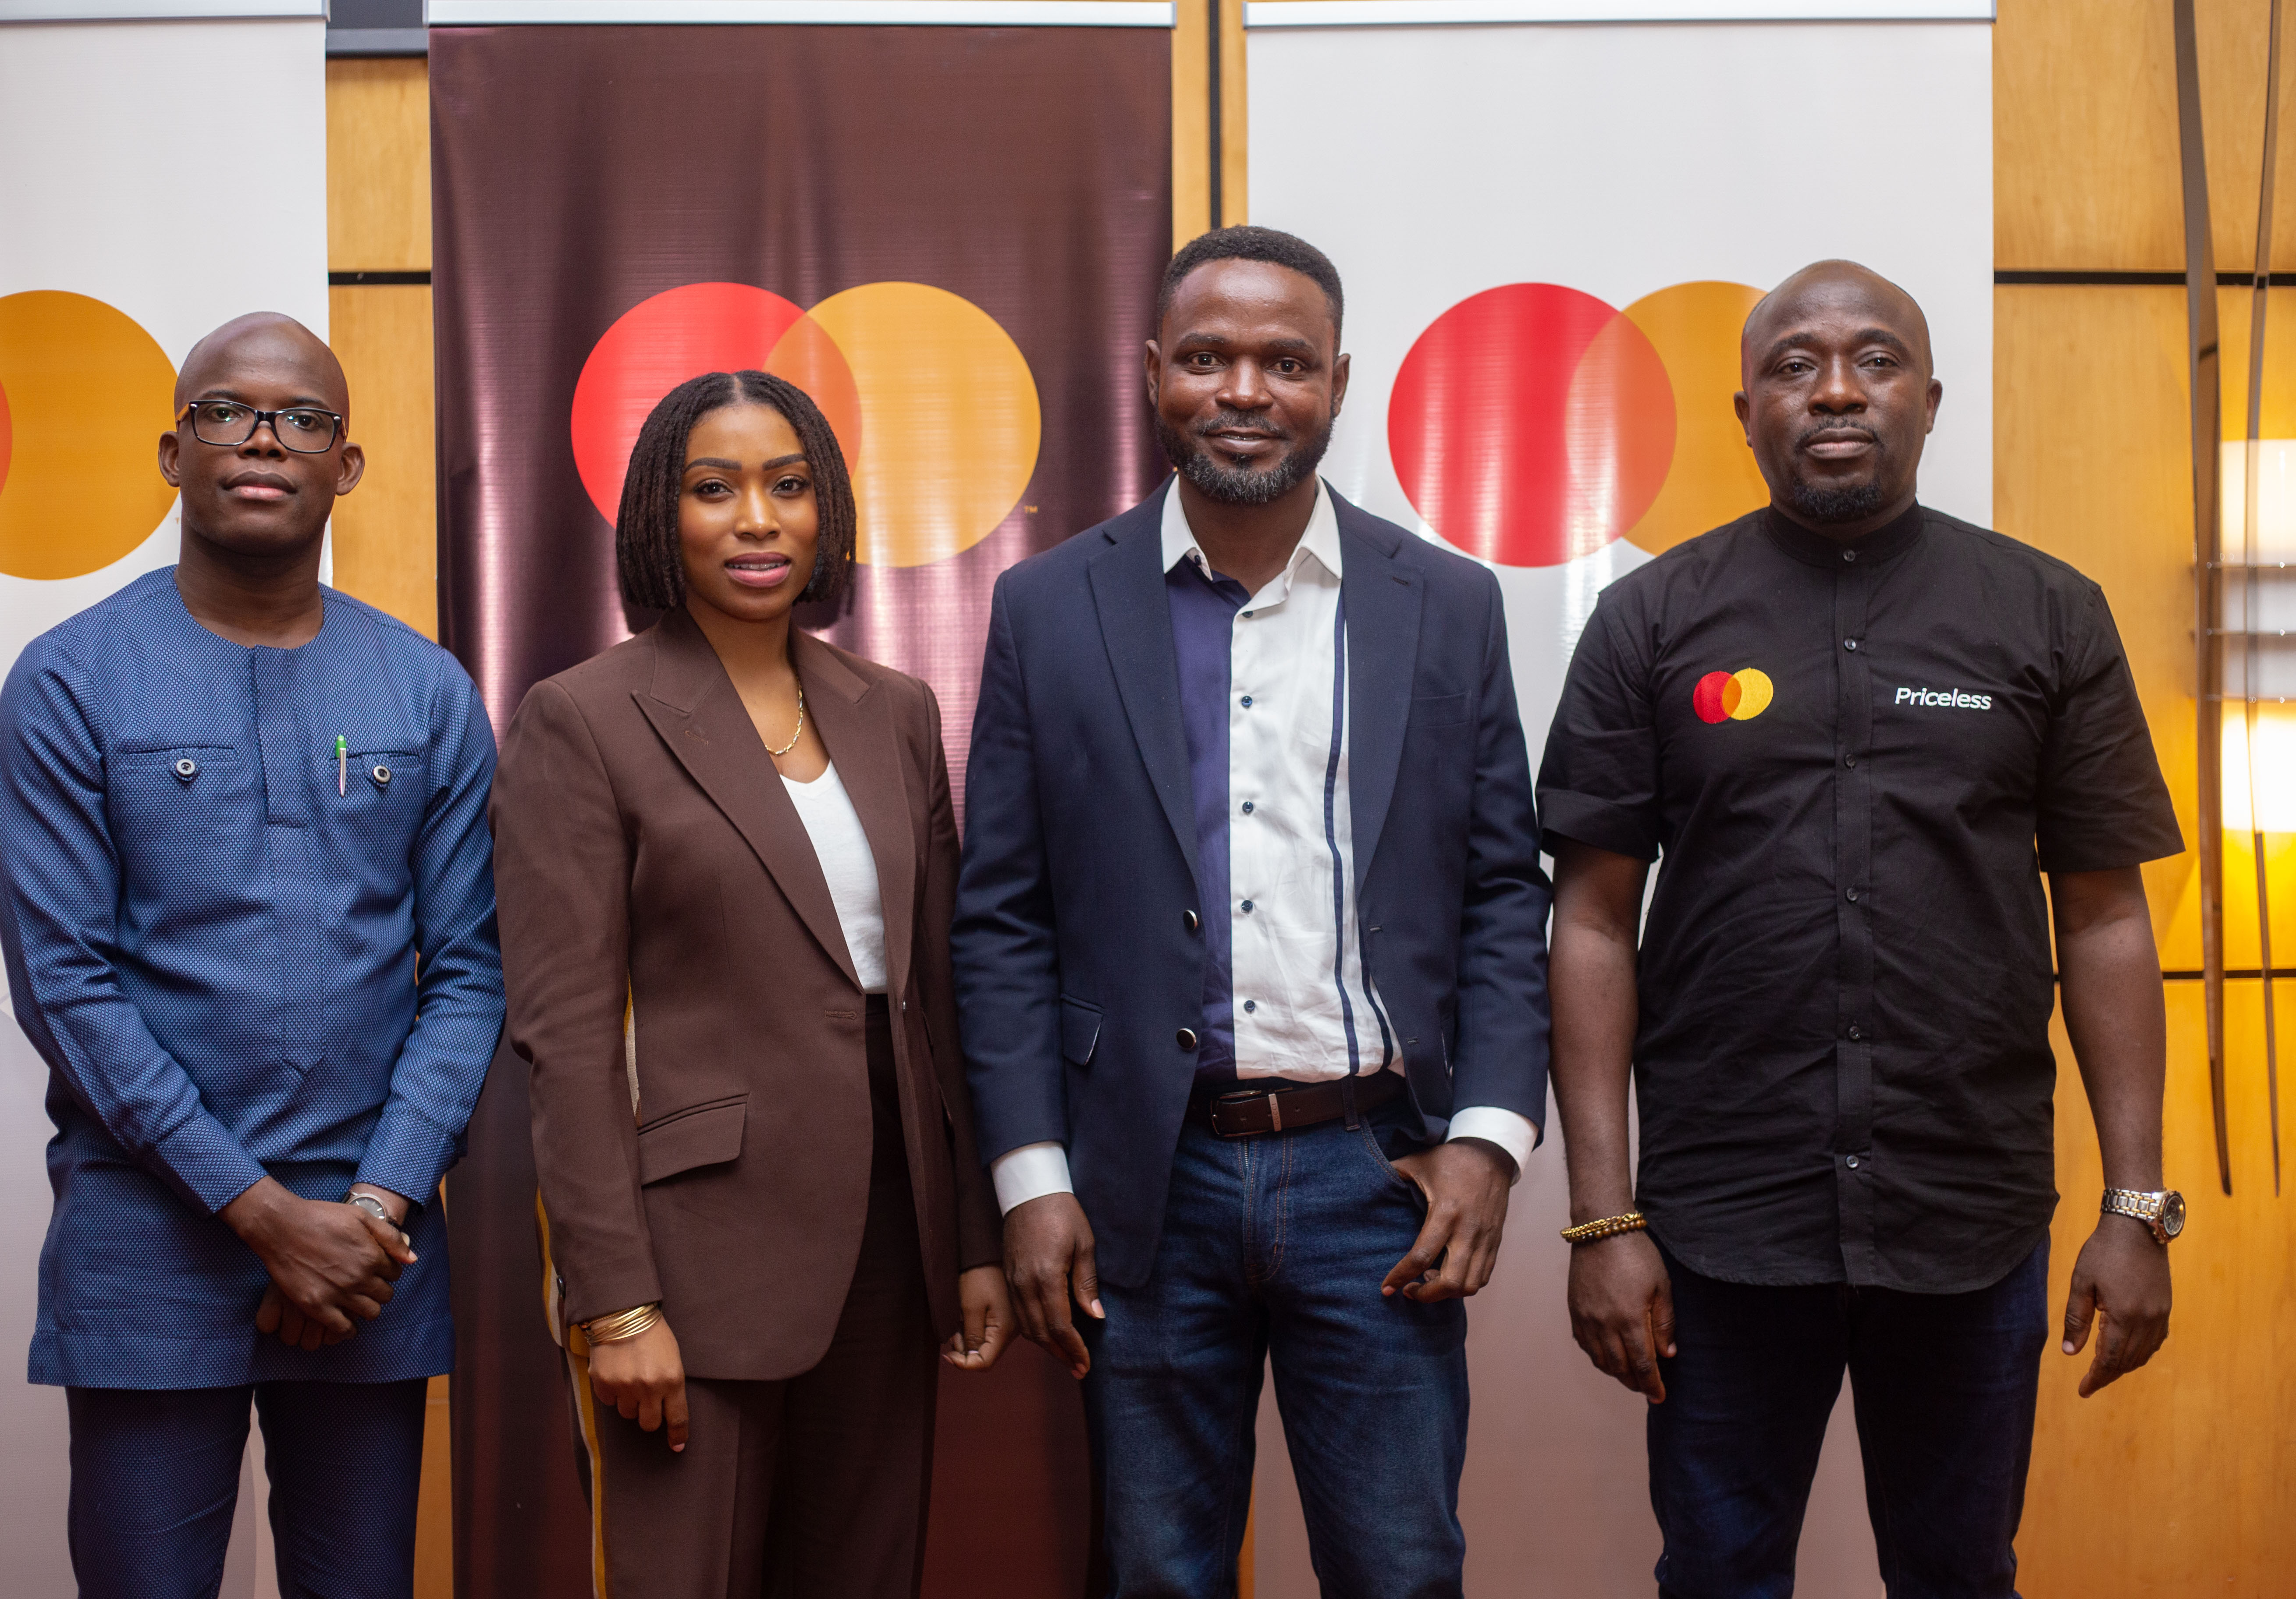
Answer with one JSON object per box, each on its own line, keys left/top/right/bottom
{"left": 1537, "top": 503, "right": 2184, "bottom": 1292}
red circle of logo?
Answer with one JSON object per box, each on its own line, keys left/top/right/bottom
{"left": 1388, "top": 282, "right": 1675, "bottom": 569}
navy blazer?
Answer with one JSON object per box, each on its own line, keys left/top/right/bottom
{"left": 953, "top": 481, "right": 1552, "bottom": 1287}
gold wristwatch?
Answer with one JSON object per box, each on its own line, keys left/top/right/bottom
{"left": 2101, "top": 1188, "right": 2186, "bottom": 1246}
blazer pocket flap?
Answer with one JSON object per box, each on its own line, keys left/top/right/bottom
{"left": 1060, "top": 997, "right": 1103, "bottom": 1066}
{"left": 637, "top": 1097, "right": 747, "bottom": 1185}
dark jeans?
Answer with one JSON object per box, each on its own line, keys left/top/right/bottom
{"left": 67, "top": 1377, "right": 428, "bottom": 1599}
{"left": 1648, "top": 1239, "right": 2049, "bottom": 1599}
{"left": 1081, "top": 1098, "right": 1469, "bottom": 1599}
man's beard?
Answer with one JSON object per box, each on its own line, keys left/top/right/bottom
{"left": 1157, "top": 407, "right": 1335, "bottom": 506}
{"left": 1779, "top": 427, "right": 1891, "bottom": 524}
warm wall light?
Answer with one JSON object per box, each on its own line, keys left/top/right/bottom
{"left": 2221, "top": 439, "right": 2296, "bottom": 558}
{"left": 2221, "top": 439, "right": 2296, "bottom": 831}
{"left": 2224, "top": 707, "right": 2296, "bottom": 831}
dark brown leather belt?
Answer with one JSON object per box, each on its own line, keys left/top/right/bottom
{"left": 1185, "top": 1072, "right": 1405, "bottom": 1140}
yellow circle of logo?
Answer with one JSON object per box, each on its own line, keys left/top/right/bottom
{"left": 0, "top": 291, "right": 179, "bottom": 581}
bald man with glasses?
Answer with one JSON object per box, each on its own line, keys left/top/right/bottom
{"left": 0, "top": 313, "right": 503, "bottom": 1597}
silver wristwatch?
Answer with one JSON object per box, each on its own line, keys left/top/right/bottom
{"left": 345, "top": 1192, "right": 393, "bottom": 1225}
{"left": 2101, "top": 1188, "right": 2185, "bottom": 1246}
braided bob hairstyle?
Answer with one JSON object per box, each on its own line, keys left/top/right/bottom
{"left": 615, "top": 370, "right": 857, "bottom": 611}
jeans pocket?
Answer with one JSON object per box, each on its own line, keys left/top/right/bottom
{"left": 1356, "top": 1123, "right": 1424, "bottom": 1203}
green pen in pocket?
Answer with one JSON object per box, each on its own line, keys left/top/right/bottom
{"left": 336, "top": 735, "right": 347, "bottom": 797}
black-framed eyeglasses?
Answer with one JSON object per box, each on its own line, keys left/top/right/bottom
{"left": 177, "top": 400, "right": 344, "bottom": 454}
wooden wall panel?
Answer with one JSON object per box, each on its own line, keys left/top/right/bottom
{"left": 1995, "top": 0, "right": 2296, "bottom": 272}
{"left": 1994, "top": 284, "right": 2200, "bottom": 961}
{"left": 2000, "top": 5, "right": 2296, "bottom": 1592}
{"left": 327, "top": 59, "right": 431, "bottom": 273}
{"left": 1173, "top": 0, "right": 1246, "bottom": 246}
{"left": 327, "top": 283, "right": 437, "bottom": 638}
{"left": 2026, "top": 987, "right": 2296, "bottom": 1597}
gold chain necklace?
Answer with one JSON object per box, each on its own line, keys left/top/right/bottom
{"left": 767, "top": 678, "right": 807, "bottom": 758}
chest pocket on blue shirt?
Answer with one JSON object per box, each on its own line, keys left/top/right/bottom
{"left": 107, "top": 746, "right": 259, "bottom": 918}
{"left": 331, "top": 749, "right": 427, "bottom": 847}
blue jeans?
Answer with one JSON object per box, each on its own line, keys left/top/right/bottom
{"left": 1648, "top": 1240, "right": 2049, "bottom": 1599}
{"left": 1081, "top": 1101, "right": 1468, "bottom": 1599}
{"left": 67, "top": 1378, "right": 428, "bottom": 1599}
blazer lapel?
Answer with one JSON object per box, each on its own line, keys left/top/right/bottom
{"left": 796, "top": 630, "right": 919, "bottom": 998}
{"left": 633, "top": 609, "right": 860, "bottom": 988}
{"left": 1338, "top": 497, "right": 1422, "bottom": 891}
{"left": 1088, "top": 482, "right": 1202, "bottom": 882}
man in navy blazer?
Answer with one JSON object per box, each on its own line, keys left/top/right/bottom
{"left": 954, "top": 227, "right": 1551, "bottom": 1597}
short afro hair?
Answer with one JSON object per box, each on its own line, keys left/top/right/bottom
{"left": 615, "top": 370, "right": 857, "bottom": 612}
{"left": 1156, "top": 225, "right": 1344, "bottom": 342}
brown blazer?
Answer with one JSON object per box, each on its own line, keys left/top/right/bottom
{"left": 491, "top": 609, "right": 1001, "bottom": 1382}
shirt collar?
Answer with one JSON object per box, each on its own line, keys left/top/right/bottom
{"left": 1760, "top": 498, "right": 1927, "bottom": 569}
{"left": 1161, "top": 476, "right": 1344, "bottom": 592}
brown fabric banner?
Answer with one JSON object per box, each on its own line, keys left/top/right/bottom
{"left": 430, "top": 24, "right": 1169, "bottom": 1595}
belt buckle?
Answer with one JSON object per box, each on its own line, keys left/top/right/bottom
{"left": 1209, "top": 1088, "right": 1274, "bottom": 1139}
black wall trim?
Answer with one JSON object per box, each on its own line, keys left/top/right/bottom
{"left": 2164, "top": 969, "right": 2280, "bottom": 981}
{"left": 1996, "top": 269, "right": 2296, "bottom": 286}
{"left": 330, "top": 270, "right": 433, "bottom": 286}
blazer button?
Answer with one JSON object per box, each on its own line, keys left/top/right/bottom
{"left": 1184, "top": 910, "right": 1201, "bottom": 934}
{"left": 1176, "top": 1028, "right": 1198, "bottom": 1051}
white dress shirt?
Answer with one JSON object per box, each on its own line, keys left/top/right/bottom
{"left": 992, "top": 482, "right": 1536, "bottom": 1212}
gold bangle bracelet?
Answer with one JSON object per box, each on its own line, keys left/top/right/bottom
{"left": 1560, "top": 1212, "right": 1648, "bottom": 1246}
{"left": 583, "top": 1303, "right": 663, "bottom": 1344}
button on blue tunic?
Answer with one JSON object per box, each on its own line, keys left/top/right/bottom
{"left": 0, "top": 571, "right": 503, "bottom": 1389}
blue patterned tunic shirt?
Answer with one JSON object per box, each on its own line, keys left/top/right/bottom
{"left": 0, "top": 571, "right": 503, "bottom": 1388}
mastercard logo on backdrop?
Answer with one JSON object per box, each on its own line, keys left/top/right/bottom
{"left": 0, "top": 291, "right": 179, "bottom": 581}
{"left": 571, "top": 281, "right": 1041, "bottom": 569}
{"left": 1388, "top": 280, "right": 1770, "bottom": 569}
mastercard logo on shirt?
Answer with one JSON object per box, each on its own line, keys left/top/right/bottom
{"left": 1693, "top": 668, "right": 1774, "bottom": 724}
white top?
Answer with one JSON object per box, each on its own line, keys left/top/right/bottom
{"left": 781, "top": 759, "right": 888, "bottom": 995}
{"left": 988, "top": 481, "right": 1537, "bottom": 1215}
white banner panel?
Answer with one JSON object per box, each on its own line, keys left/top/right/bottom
{"left": 1248, "top": 18, "right": 1990, "bottom": 1595}
{"left": 0, "top": 18, "right": 327, "bottom": 1593}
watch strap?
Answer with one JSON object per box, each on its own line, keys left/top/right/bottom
{"left": 2101, "top": 1187, "right": 2168, "bottom": 1243}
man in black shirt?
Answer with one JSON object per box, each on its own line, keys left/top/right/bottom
{"left": 1539, "top": 260, "right": 2185, "bottom": 1595}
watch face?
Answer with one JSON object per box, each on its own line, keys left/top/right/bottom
{"left": 2161, "top": 1191, "right": 2186, "bottom": 1239}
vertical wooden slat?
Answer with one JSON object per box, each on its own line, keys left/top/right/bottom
{"left": 2175, "top": 0, "right": 2233, "bottom": 1195}
{"left": 2239, "top": 0, "right": 2285, "bottom": 1195}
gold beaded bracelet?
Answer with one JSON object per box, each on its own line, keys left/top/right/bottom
{"left": 1560, "top": 1211, "right": 1648, "bottom": 1246}
{"left": 583, "top": 1303, "right": 664, "bottom": 1344}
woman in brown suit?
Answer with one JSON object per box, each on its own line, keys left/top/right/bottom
{"left": 491, "top": 370, "right": 1009, "bottom": 1598}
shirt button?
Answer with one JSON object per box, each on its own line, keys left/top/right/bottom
{"left": 1243, "top": 1000, "right": 1257, "bottom": 1013}
{"left": 1843, "top": 549, "right": 1858, "bottom": 562}
{"left": 1184, "top": 910, "right": 1201, "bottom": 934}
{"left": 1846, "top": 1154, "right": 1861, "bottom": 1169}
{"left": 172, "top": 757, "right": 198, "bottom": 782}
{"left": 1241, "top": 899, "right": 1255, "bottom": 913}
{"left": 1848, "top": 1025, "right": 1863, "bottom": 1040}
{"left": 1843, "top": 754, "right": 1856, "bottom": 768}
{"left": 1242, "top": 610, "right": 1254, "bottom": 619}
{"left": 1177, "top": 1028, "right": 1199, "bottom": 1051}
{"left": 1846, "top": 888, "right": 1861, "bottom": 903}
{"left": 1844, "top": 639, "right": 1860, "bottom": 652}
{"left": 1241, "top": 695, "right": 1254, "bottom": 707}
{"left": 1241, "top": 800, "right": 1254, "bottom": 814}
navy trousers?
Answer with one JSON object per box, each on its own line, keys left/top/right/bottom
{"left": 1648, "top": 1240, "right": 2050, "bottom": 1599}
{"left": 1081, "top": 1099, "right": 1470, "bottom": 1599}
{"left": 67, "top": 1377, "right": 428, "bottom": 1599}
